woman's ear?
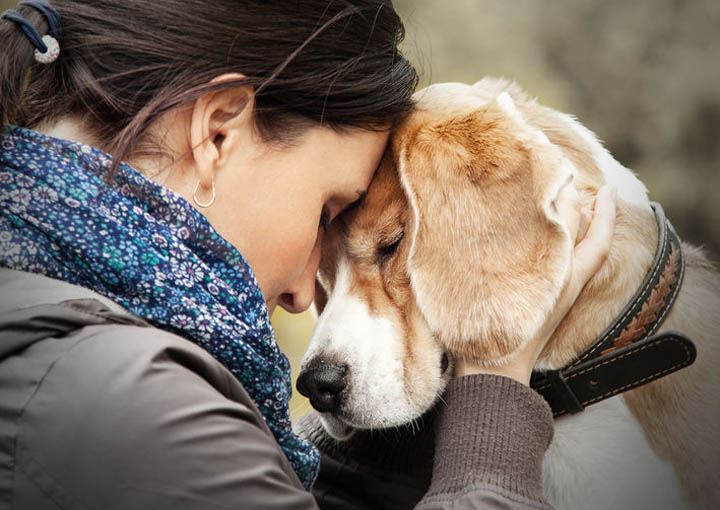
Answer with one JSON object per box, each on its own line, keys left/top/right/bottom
{"left": 395, "top": 93, "right": 576, "bottom": 366}
{"left": 190, "top": 74, "right": 255, "bottom": 196}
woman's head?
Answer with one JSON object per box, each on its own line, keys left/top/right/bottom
{"left": 1, "top": 0, "right": 416, "bottom": 155}
{"left": 0, "top": 0, "right": 417, "bottom": 314}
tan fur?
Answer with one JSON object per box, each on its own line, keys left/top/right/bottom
{"left": 316, "top": 78, "right": 720, "bottom": 507}
{"left": 395, "top": 97, "right": 574, "bottom": 363}
{"left": 317, "top": 152, "right": 450, "bottom": 413}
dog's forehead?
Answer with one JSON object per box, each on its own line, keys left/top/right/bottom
{"left": 393, "top": 82, "right": 515, "bottom": 153}
{"left": 358, "top": 155, "right": 405, "bottom": 218}
{"left": 344, "top": 157, "right": 407, "bottom": 253}
{"left": 413, "top": 82, "right": 491, "bottom": 114}
{"left": 320, "top": 81, "right": 524, "bottom": 284}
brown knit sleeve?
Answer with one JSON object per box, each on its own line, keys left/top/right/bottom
{"left": 417, "top": 374, "right": 555, "bottom": 510}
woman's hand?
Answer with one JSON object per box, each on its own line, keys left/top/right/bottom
{"left": 455, "top": 185, "right": 618, "bottom": 384}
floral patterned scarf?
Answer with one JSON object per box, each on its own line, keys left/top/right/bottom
{"left": 0, "top": 126, "right": 320, "bottom": 489}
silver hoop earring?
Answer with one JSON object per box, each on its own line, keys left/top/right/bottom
{"left": 193, "top": 179, "right": 216, "bottom": 208}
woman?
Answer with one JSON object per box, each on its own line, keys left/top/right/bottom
{"left": 0, "top": 1, "right": 615, "bottom": 509}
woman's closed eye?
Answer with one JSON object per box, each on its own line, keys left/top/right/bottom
{"left": 319, "top": 205, "right": 331, "bottom": 233}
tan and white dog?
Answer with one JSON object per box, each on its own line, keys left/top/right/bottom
{"left": 297, "top": 79, "right": 720, "bottom": 510}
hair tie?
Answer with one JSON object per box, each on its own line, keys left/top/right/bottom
{"left": 2, "top": 0, "right": 62, "bottom": 64}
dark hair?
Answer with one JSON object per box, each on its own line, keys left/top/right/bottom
{"left": 0, "top": 0, "right": 417, "bottom": 173}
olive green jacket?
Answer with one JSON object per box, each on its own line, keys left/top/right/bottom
{"left": 0, "top": 268, "right": 553, "bottom": 510}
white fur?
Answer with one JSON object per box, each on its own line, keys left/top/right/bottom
{"left": 302, "top": 257, "right": 422, "bottom": 430}
{"left": 497, "top": 91, "right": 524, "bottom": 123}
{"left": 559, "top": 112, "right": 650, "bottom": 208}
{"left": 543, "top": 396, "right": 684, "bottom": 510}
{"left": 497, "top": 91, "right": 551, "bottom": 146}
{"left": 417, "top": 82, "right": 490, "bottom": 111}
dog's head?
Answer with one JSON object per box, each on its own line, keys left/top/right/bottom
{"left": 297, "top": 80, "right": 608, "bottom": 439}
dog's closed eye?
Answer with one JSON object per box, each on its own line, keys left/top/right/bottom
{"left": 376, "top": 231, "right": 404, "bottom": 265}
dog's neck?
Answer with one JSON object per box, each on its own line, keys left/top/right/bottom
{"left": 537, "top": 200, "right": 659, "bottom": 370}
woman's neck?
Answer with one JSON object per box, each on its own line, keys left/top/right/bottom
{"left": 33, "top": 115, "right": 177, "bottom": 185}
{"left": 35, "top": 116, "right": 102, "bottom": 149}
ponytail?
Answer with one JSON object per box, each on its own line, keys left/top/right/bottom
{"left": 0, "top": 2, "right": 58, "bottom": 131}
{"left": 0, "top": 18, "right": 34, "bottom": 129}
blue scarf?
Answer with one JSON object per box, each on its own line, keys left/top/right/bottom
{"left": 0, "top": 126, "right": 320, "bottom": 489}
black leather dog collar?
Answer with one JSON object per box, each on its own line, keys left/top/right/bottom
{"left": 531, "top": 203, "right": 697, "bottom": 417}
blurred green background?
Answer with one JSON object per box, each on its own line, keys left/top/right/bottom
{"left": 3, "top": 0, "right": 718, "bottom": 418}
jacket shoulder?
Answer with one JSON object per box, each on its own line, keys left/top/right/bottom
{"left": 1, "top": 269, "right": 317, "bottom": 508}
{"left": 0, "top": 267, "right": 133, "bottom": 317}
{"left": 13, "top": 323, "right": 315, "bottom": 509}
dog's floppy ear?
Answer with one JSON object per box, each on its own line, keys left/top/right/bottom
{"left": 396, "top": 92, "right": 576, "bottom": 364}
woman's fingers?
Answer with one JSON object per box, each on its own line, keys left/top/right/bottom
{"left": 571, "top": 185, "right": 617, "bottom": 294}
{"left": 532, "top": 185, "right": 617, "bottom": 365}
{"left": 555, "top": 180, "right": 581, "bottom": 243}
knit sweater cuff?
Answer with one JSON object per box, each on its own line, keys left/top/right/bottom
{"left": 426, "top": 373, "right": 554, "bottom": 503}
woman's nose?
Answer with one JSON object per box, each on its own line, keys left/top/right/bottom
{"left": 278, "top": 241, "right": 321, "bottom": 314}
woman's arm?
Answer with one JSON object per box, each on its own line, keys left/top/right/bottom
{"left": 299, "top": 373, "right": 554, "bottom": 510}
{"left": 412, "top": 374, "right": 554, "bottom": 510}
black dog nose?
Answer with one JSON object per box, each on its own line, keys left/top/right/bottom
{"left": 296, "top": 360, "right": 348, "bottom": 414}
